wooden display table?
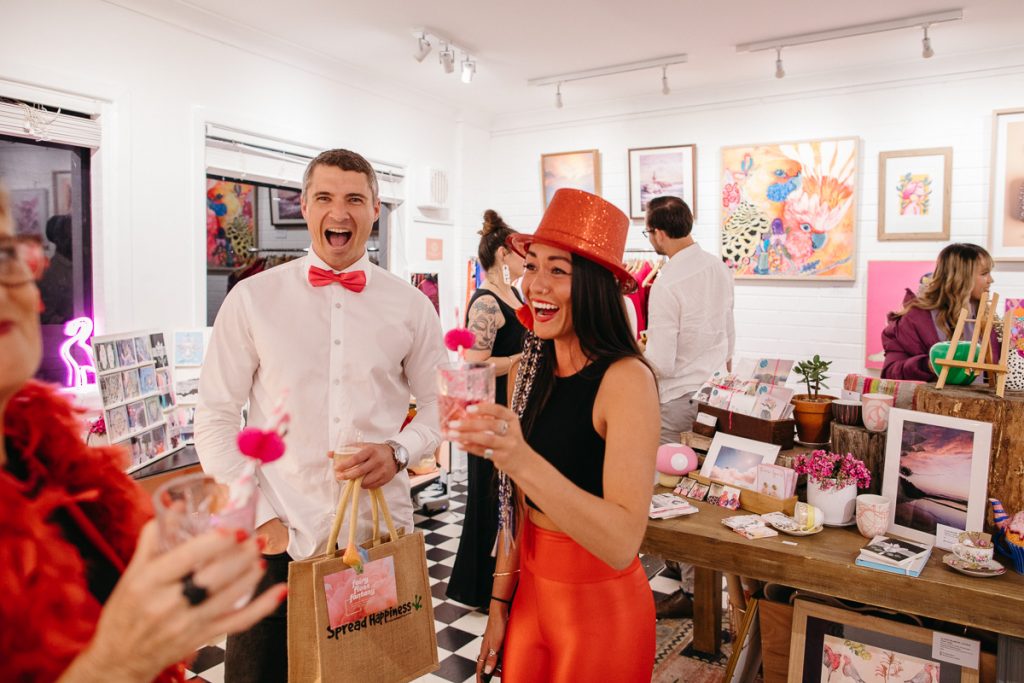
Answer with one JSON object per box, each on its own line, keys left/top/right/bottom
{"left": 643, "top": 496, "right": 1024, "bottom": 657}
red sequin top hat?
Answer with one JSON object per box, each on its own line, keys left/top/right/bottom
{"left": 506, "top": 188, "right": 637, "bottom": 294}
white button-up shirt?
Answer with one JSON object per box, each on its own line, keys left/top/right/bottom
{"left": 196, "top": 251, "right": 446, "bottom": 560}
{"left": 645, "top": 243, "right": 736, "bottom": 403}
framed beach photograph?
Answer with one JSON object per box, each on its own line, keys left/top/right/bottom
{"left": 988, "top": 108, "right": 1024, "bottom": 261}
{"left": 700, "top": 433, "right": 780, "bottom": 490}
{"left": 720, "top": 137, "right": 857, "bottom": 280}
{"left": 540, "top": 149, "right": 601, "bottom": 208}
{"left": 882, "top": 409, "right": 992, "bottom": 547}
{"left": 878, "top": 148, "right": 952, "bottom": 241}
{"left": 270, "top": 187, "right": 306, "bottom": 227}
{"left": 627, "top": 144, "right": 696, "bottom": 219}
{"left": 789, "top": 600, "right": 979, "bottom": 683}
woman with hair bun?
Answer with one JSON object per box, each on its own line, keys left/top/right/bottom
{"left": 446, "top": 209, "right": 527, "bottom": 609}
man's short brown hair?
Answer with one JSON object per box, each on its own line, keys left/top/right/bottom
{"left": 302, "top": 149, "right": 378, "bottom": 202}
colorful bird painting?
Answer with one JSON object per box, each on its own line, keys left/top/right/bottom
{"left": 904, "top": 663, "right": 939, "bottom": 683}
{"left": 841, "top": 654, "right": 867, "bottom": 683}
{"left": 823, "top": 643, "right": 842, "bottom": 682}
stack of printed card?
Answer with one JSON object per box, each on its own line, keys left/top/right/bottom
{"left": 675, "top": 478, "right": 742, "bottom": 510}
{"left": 693, "top": 357, "right": 795, "bottom": 421}
{"left": 755, "top": 463, "right": 798, "bottom": 499}
{"left": 856, "top": 535, "right": 933, "bottom": 577}
{"left": 722, "top": 514, "right": 778, "bottom": 539}
{"left": 649, "top": 493, "right": 699, "bottom": 519}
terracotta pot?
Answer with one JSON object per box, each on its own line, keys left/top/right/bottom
{"left": 791, "top": 394, "right": 835, "bottom": 445}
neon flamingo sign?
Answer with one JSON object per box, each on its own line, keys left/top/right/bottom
{"left": 60, "top": 316, "right": 97, "bottom": 387}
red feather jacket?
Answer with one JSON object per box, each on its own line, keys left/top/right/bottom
{"left": 0, "top": 381, "right": 184, "bottom": 682}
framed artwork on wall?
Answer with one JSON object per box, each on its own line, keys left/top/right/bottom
{"left": 864, "top": 261, "right": 935, "bottom": 369}
{"left": 52, "top": 171, "right": 72, "bottom": 214}
{"left": 789, "top": 600, "right": 980, "bottom": 683}
{"left": 627, "top": 144, "right": 696, "bottom": 219}
{"left": 988, "top": 108, "right": 1024, "bottom": 261}
{"left": 10, "top": 188, "right": 48, "bottom": 237}
{"left": 206, "top": 177, "right": 257, "bottom": 271}
{"left": 270, "top": 187, "right": 306, "bottom": 227}
{"left": 720, "top": 137, "right": 858, "bottom": 281}
{"left": 878, "top": 147, "right": 952, "bottom": 241}
{"left": 540, "top": 149, "right": 600, "bottom": 208}
{"left": 882, "top": 408, "right": 992, "bottom": 547}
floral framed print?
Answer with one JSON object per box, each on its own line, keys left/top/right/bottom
{"left": 789, "top": 600, "right": 980, "bottom": 683}
{"left": 882, "top": 408, "right": 992, "bottom": 547}
{"left": 540, "top": 149, "right": 600, "bottom": 209}
{"left": 270, "top": 187, "right": 306, "bottom": 227}
{"left": 878, "top": 147, "right": 952, "bottom": 241}
{"left": 627, "top": 144, "right": 696, "bottom": 219}
{"left": 988, "top": 108, "right": 1024, "bottom": 261}
{"left": 720, "top": 137, "right": 857, "bottom": 280}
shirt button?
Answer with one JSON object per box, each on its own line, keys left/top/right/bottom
{"left": 334, "top": 417, "right": 341, "bottom": 423}
{"left": 333, "top": 379, "right": 340, "bottom": 386}
{"left": 335, "top": 303, "right": 341, "bottom": 309}
{"left": 334, "top": 339, "right": 341, "bottom": 346}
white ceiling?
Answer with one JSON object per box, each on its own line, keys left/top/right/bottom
{"left": 121, "top": 0, "right": 1024, "bottom": 118}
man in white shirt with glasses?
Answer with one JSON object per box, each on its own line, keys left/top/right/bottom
{"left": 196, "top": 148, "right": 446, "bottom": 682}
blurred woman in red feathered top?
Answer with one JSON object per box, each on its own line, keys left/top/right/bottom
{"left": 0, "top": 185, "right": 283, "bottom": 682}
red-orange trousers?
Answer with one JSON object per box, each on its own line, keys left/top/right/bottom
{"left": 501, "top": 517, "right": 655, "bottom": 682}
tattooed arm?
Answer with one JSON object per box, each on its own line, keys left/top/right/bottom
{"left": 464, "top": 293, "right": 520, "bottom": 377}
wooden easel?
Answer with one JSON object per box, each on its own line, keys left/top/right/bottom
{"left": 934, "top": 292, "right": 1010, "bottom": 397}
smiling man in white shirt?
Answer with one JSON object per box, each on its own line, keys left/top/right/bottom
{"left": 196, "top": 148, "right": 446, "bottom": 682}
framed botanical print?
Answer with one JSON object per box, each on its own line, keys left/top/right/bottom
{"left": 789, "top": 600, "right": 980, "bottom": 682}
{"left": 270, "top": 187, "right": 305, "bottom": 227}
{"left": 540, "top": 149, "right": 600, "bottom": 208}
{"left": 627, "top": 144, "right": 696, "bottom": 219}
{"left": 878, "top": 147, "right": 952, "bottom": 241}
{"left": 988, "top": 108, "right": 1024, "bottom": 261}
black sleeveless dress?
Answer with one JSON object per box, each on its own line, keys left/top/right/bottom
{"left": 446, "top": 288, "right": 526, "bottom": 608}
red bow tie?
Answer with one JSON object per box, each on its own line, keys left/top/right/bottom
{"left": 308, "top": 266, "right": 367, "bottom": 292}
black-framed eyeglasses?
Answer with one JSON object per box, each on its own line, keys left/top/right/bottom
{"left": 0, "top": 234, "right": 47, "bottom": 287}
{"left": 641, "top": 228, "right": 653, "bottom": 238}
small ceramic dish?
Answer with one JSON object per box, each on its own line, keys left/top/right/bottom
{"left": 762, "top": 513, "right": 824, "bottom": 536}
{"left": 942, "top": 553, "right": 1006, "bottom": 577}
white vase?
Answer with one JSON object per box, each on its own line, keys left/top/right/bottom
{"left": 806, "top": 479, "right": 857, "bottom": 526}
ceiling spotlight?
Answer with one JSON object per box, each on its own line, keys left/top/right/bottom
{"left": 661, "top": 66, "right": 670, "bottom": 95}
{"left": 921, "top": 25, "right": 934, "bottom": 58}
{"left": 439, "top": 44, "right": 455, "bottom": 74}
{"left": 461, "top": 57, "right": 476, "bottom": 83}
{"left": 774, "top": 47, "right": 785, "bottom": 79}
{"left": 555, "top": 82, "right": 563, "bottom": 109}
{"left": 413, "top": 33, "right": 432, "bottom": 63}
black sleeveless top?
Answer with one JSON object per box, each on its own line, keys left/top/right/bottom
{"left": 466, "top": 287, "right": 526, "bottom": 407}
{"left": 525, "top": 361, "right": 610, "bottom": 511}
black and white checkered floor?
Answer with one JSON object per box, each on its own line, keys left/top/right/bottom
{"left": 185, "top": 477, "right": 680, "bottom": 682}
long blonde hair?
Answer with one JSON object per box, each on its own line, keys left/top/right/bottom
{"left": 899, "top": 243, "right": 992, "bottom": 337}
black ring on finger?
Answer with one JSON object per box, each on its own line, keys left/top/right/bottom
{"left": 181, "top": 572, "right": 209, "bottom": 606}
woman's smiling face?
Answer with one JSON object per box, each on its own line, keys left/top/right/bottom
{"left": 522, "top": 243, "right": 574, "bottom": 342}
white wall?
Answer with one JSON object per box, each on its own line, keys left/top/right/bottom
{"left": 0, "top": 0, "right": 467, "bottom": 334}
{"left": 486, "top": 69, "right": 1024, "bottom": 379}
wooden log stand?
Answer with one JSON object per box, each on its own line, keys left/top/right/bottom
{"left": 914, "top": 384, "right": 1024, "bottom": 519}
{"left": 830, "top": 423, "right": 887, "bottom": 495}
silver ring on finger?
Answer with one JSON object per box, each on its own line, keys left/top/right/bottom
{"left": 498, "top": 420, "right": 508, "bottom": 436}
{"left": 488, "top": 648, "right": 497, "bottom": 658}
{"left": 483, "top": 447, "right": 494, "bottom": 460}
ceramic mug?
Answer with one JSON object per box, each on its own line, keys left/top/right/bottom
{"left": 861, "top": 393, "right": 894, "bottom": 433}
{"left": 855, "top": 494, "right": 891, "bottom": 539}
{"left": 832, "top": 399, "right": 862, "bottom": 427}
{"left": 953, "top": 531, "right": 995, "bottom": 564}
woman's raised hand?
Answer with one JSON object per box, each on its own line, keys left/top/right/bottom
{"left": 66, "top": 521, "right": 285, "bottom": 682}
{"left": 445, "top": 403, "right": 531, "bottom": 477}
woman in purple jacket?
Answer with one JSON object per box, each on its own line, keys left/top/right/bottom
{"left": 881, "top": 243, "right": 995, "bottom": 381}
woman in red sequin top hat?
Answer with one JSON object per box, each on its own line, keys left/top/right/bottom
{"left": 446, "top": 188, "right": 659, "bottom": 682}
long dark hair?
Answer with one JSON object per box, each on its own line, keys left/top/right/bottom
{"left": 517, "top": 253, "right": 650, "bottom": 438}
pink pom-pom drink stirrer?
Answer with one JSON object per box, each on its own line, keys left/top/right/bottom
{"left": 444, "top": 306, "right": 476, "bottom": 362}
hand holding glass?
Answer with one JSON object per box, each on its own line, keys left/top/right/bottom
{"left": 437, "top": 362, "right": 496, "bottom": 433}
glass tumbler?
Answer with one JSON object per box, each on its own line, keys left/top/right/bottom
{"left": 437, "top": 361, "right": 496, "bottom": 432}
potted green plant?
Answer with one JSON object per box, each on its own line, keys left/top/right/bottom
{"left": 791, "top": 355, "right": 836, "bottom": 444}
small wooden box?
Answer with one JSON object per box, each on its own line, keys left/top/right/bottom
{"left": 686, "top": 472, "right": 797, "bottom": 515}
{"left": 696, "top": 404, "right": 796, "bottom": 450}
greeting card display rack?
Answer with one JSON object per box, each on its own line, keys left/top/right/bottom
{"left": 934, "top": 291, "right": 1010, "bottom": 398}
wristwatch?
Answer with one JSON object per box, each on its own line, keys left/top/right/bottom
{"left": 385, "top": 439, "right": 410, "bottom": 471}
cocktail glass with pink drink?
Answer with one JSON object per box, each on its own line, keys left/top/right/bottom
{"left": 437, "top": 361, "right": 496, "bottom": 432}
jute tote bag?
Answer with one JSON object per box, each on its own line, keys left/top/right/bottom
{"left": 288, "top": 479, "right": 439, "bottom": 682}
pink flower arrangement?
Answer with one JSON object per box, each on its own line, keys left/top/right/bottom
{"left": 793, "top": 450, "right": 871, "bottom": 491}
